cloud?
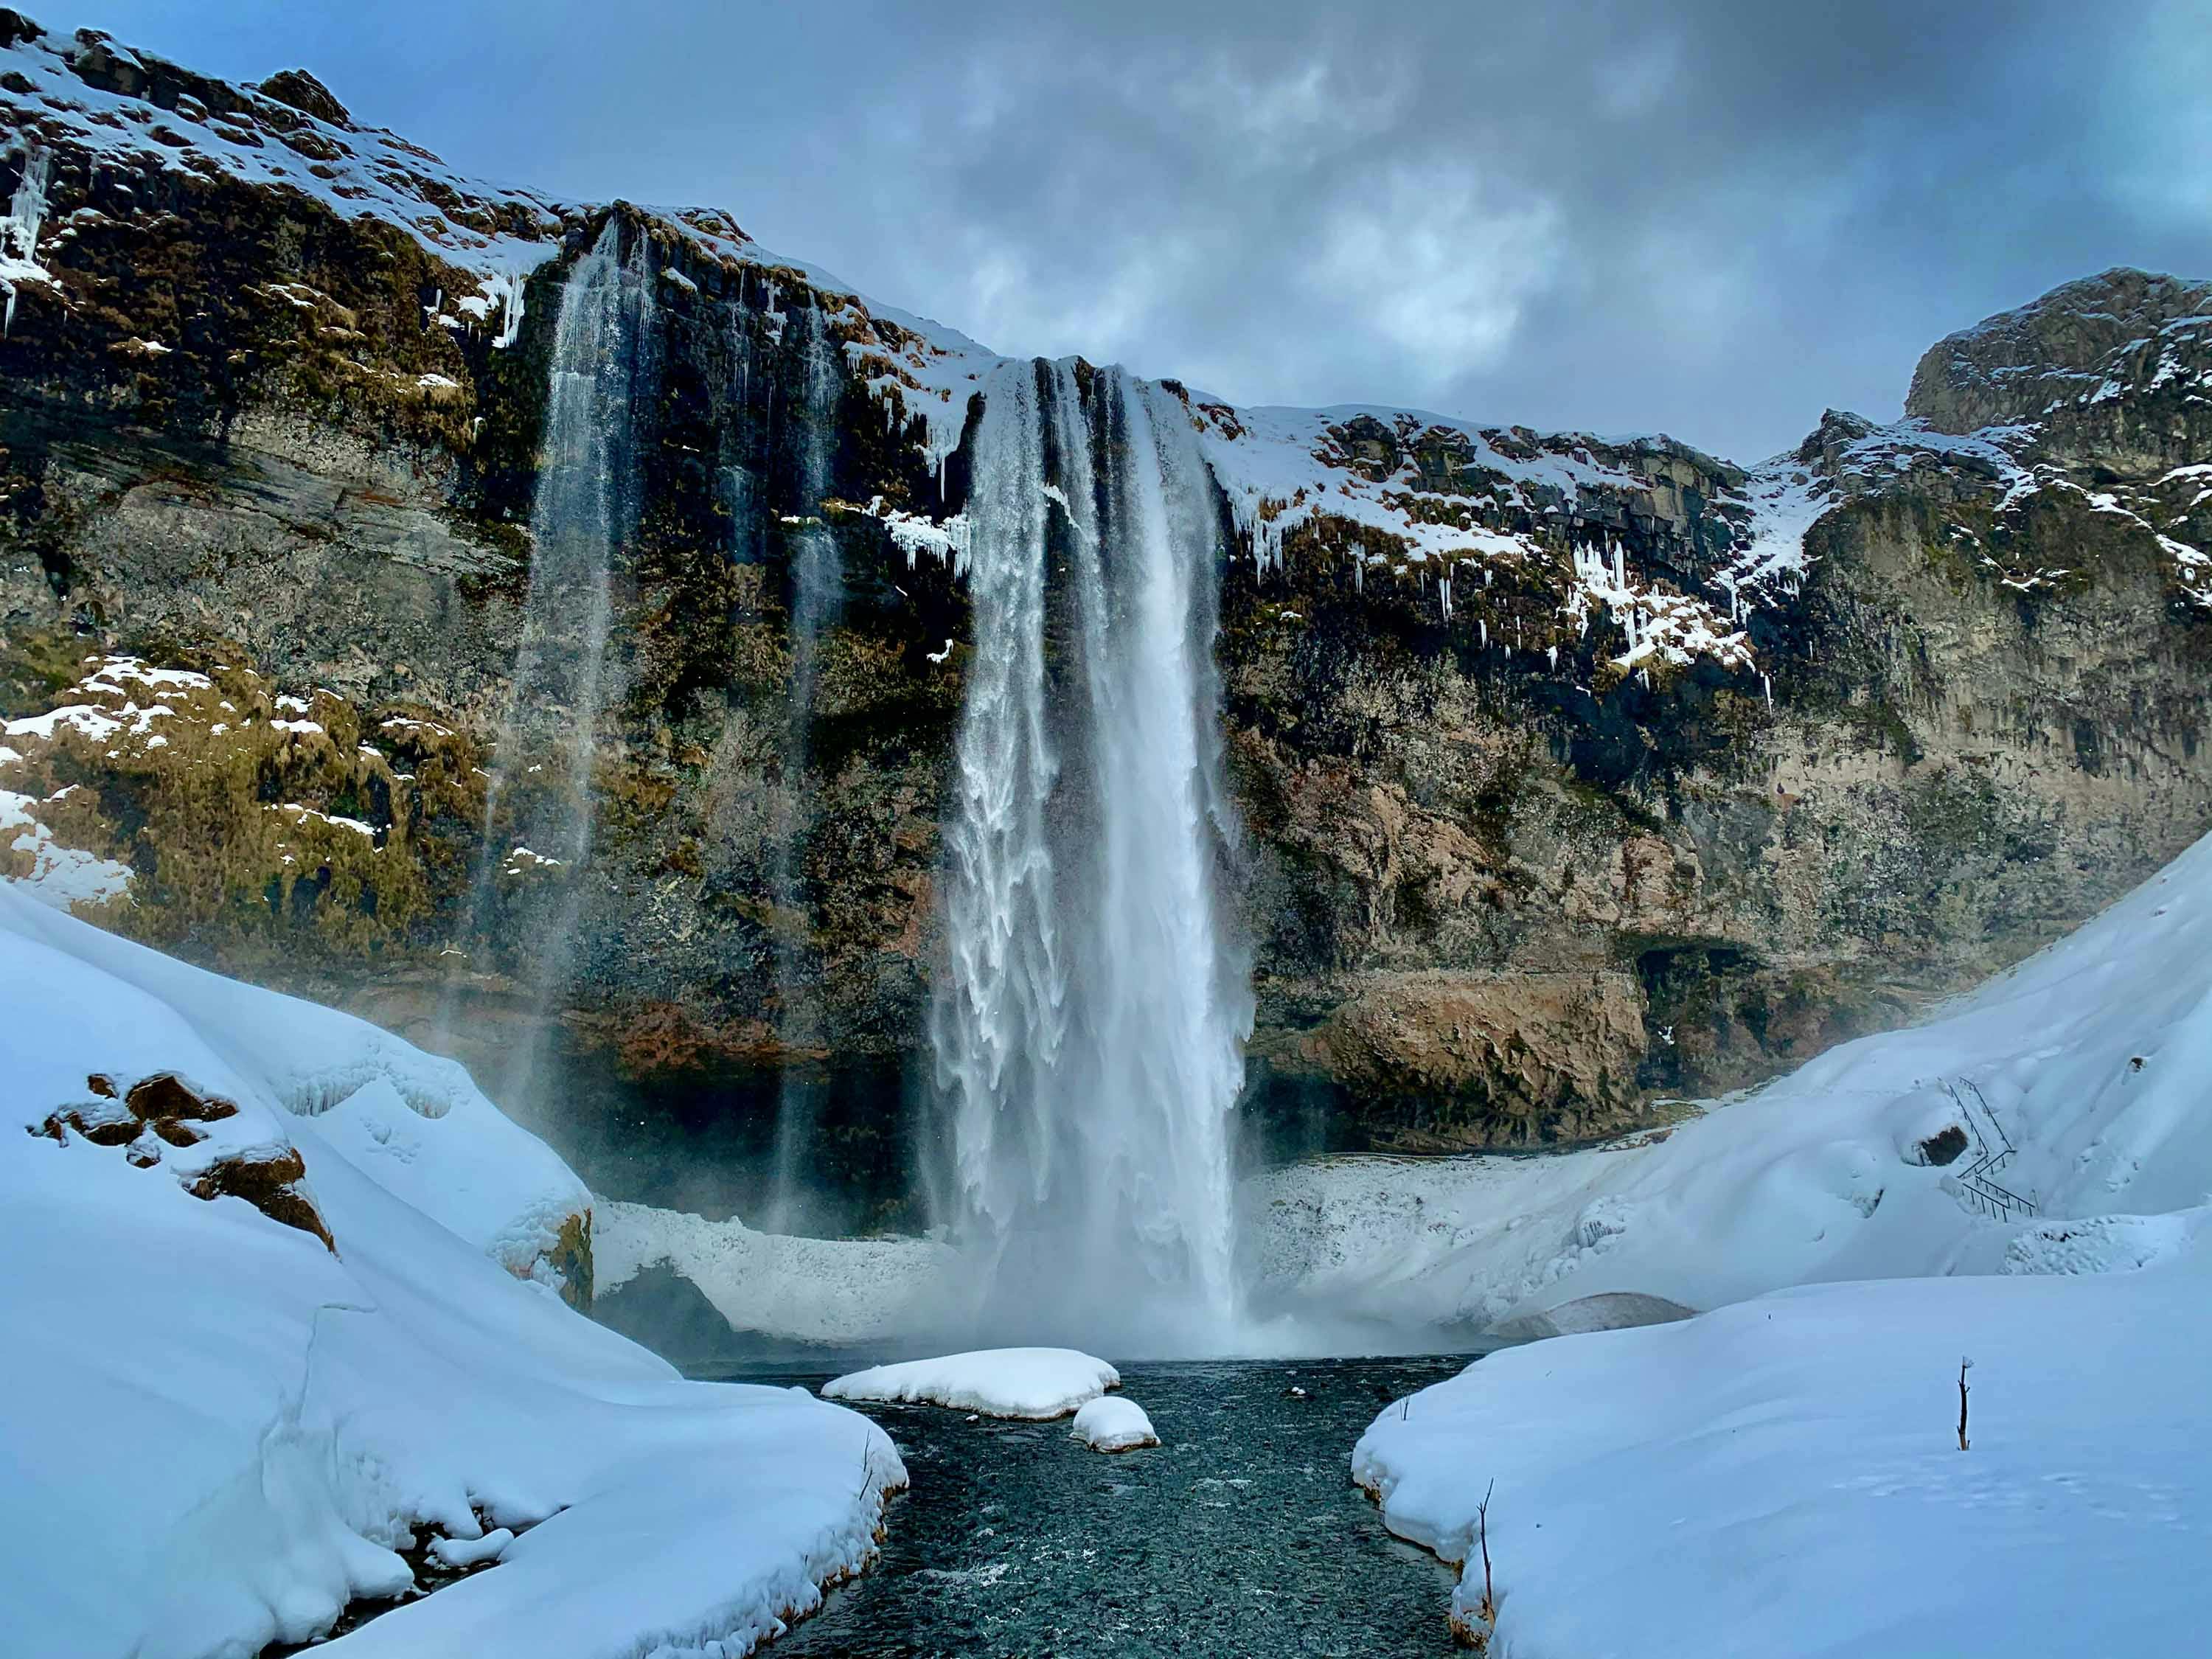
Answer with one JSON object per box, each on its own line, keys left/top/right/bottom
{"left": 1310, "top": 164, "right": 1562, "bottom": 392}
{"left": 76, "top": 0, "right": 2212, "bottom": 462}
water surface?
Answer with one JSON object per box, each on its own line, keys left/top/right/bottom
{"left": 722, "top": 1356, "right": 1472, "bottom": 1658}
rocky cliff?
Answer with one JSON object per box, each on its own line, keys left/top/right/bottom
{"left": 6, "top": 15, "right": 2211, "bottom": 1220}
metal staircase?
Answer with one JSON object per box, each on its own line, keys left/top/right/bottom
{"left": 1943, "top": 1078, "right": 2038, "bottom": 1222}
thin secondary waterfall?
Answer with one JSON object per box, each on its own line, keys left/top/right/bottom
{"left": 451, "top": 219, "right": 650, "bottom": 1097}
{"left": 934, "top": 359, "right": 1253, "bottom": 1345}
{"left": 762, "top": 298, "right": 846, "bottom": 1234}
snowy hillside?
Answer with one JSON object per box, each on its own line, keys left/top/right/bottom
{"left": 1335, "top": 826, "right": 2212, "bottom": 1653}
{"left": 1252, "top": 824, "right": 2212, "bottom": 1329}
{"left": 0, "top": 888, "right": 904, "bottom": 1658}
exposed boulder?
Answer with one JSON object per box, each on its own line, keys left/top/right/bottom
{"left": 253, "top": 67, "right": 351, "bottom": 127}
{"left": 1297, "top": 970, "right": 1652, "bottom": 1150}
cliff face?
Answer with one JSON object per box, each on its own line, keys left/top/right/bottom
{"left": 7, "top": 15, "right": 2212, "bottom": 1214}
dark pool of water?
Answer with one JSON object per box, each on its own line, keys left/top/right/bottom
{"left": 714, "top": 1356, "right": 1472, "bottom": 1659}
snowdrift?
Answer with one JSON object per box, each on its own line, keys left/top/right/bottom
{"left": 1351, "top": 829, "right": 2212, "bottom": 1655}
{"left": 0, "top": 887, "right": 904, "bottom": 1658}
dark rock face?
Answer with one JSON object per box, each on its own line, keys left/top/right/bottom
{"left": 1905, "top": 267, "right": 2212, "bottom": 470}
{"left": 7, "top": 25, "right": 2212, "bottom": 1202}
{"left": 252, "top": 69, "right": 350, "bottom": 127}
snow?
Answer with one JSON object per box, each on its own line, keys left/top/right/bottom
{"left": 0, "top": 891, "right": 905, "bottom": 1657}
{"left": 595, "top": 1198, "right": 967, "bottom": 1347}
{"left": 1353, "top": 1242, "right": 2212, "bottom": 1657}
{"left": 1722, "top": 452, "right": 1831, "bottom": 602}
{"left": 1, "top": 786, "right": 134, "bottom": 908}
{"left": 824, "top": 1348, "right": 1121, "bottom": 1419}
{"left": 1260, "top": 823, "right": 2212, "bottom": 1336}
{"left": 1070, "top": 1396, "right": 1159, "bottom": 1453}
{"left": 0, "top": 23, "right": 559, "bottom": 299}
{"left": 1338, "top": 826, "right": 2212, "bottom": 1652}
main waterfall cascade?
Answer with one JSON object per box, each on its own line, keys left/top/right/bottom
{"left": 453, "top": 220, "right": 654, "bottom": 1097}
{"left": 933, "top": 359, "right": 1255, "bottom": 1346}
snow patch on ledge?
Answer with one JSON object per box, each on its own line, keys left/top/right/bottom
{"left": 0, "top": 787, "right": 133, "bottom": 908}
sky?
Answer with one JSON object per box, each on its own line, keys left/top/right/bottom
{"left": 48, "top": 0, "right": 2212, "bottom": 464}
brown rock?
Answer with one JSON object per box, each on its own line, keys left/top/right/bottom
{"left": 254, "top": 68, "right": 351, "bottom": 128}
{"left": 189, "top": 1147, "right": 335, "bottom": 1253}
{"left": 1303, "top": 970, "right": 1650, "bottom": 1149}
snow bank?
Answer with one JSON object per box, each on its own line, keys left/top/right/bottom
{"left": 0, "top": 890, "right": 904, "bottom": 1658}
{"left": 824, "top": 1348, "right": 1119, "bottom": 1418}
{"left": 1343, "top": 827, "right": 2212, "bottom": 1652}
{"left": 0, "top": 883, "right": 582, "bottom": 1277}
{"left": 1070, "top": 1397, "right": 1158, "bottom": 1453}
{"left": 1354, "top": 1232, "right": 2212, "bottom": 1656}
{"left": 596, "top": 1198, "right": 968, "bottom": 1346}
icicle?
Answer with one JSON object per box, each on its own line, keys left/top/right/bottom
{"left": 1761, "top": 671, "right": 1773, "bottom": 709}
{"left": 2, "top": 143, "right": 55, "bottom": 338}
{"left": 1611, "top": 539, "right": 1626, "bottom": 590}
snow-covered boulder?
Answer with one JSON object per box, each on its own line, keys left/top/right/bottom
{"left": 0, "top": 889, "right": 905, "bottom": 1657}
{"left": 594, "top": 1198, "right": 967, "bottom": 1346}
{"left": 1070, "top": 1397, "right": 1158, "bottom": 1453}
{"left": 824, "top": 1347, "right": 1119, "bottom": 1418}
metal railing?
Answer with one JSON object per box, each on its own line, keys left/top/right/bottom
{"left": 1943, "top": 1078, "right": 2039, "bottom": 1222}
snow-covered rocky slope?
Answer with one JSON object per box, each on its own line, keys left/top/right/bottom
{"left": 0, "top": 886, "right": 905, "bottom": 1658}
{"left": 1343, "top": 826, "right": 2212, "bottom": 1653}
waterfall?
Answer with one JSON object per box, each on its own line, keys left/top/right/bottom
{"left": 934, "top": 359, "right": 1252, "bottom": 1346}
{"left": 449, "top": 219, "right": 650, "bottom": 1099}
{"left": 762, "top": 299, "right": 846, "bottom": 1235}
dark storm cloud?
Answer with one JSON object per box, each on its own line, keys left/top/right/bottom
{"left": 58, "top": 0, "right": 2212, "bottom": 461}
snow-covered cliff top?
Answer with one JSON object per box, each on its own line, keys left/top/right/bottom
{"left": 8, "top": 13, "right": 2207, "bottom": 670}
